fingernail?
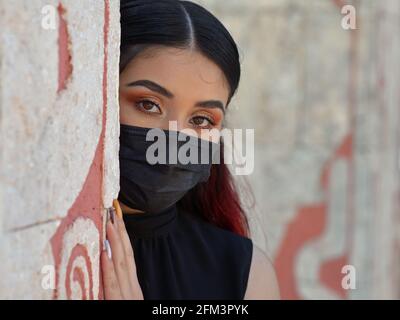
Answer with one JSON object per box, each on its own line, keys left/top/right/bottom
{"left": 108, "top": 207, "right": 115, "bottom": 224}
{"left": 104, "top": 239, "right": 112, "bottom": 260}
{"left": 113, "top": 199, "right": 123, "bottom": 219}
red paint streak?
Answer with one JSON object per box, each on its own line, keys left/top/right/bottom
{"left": 50, "top": 0, "right": 110, "bottom": 300}
{"left": 333, "top": 0, "right": 359, "bottom": 291}
{"left": 98, "top": 0, "right": 110, "bottom": 300}
{"left": 50, "top": 127, "right": 104, "bottom": 299}
{"left": 100, "top": 0, "right": 110, "bottom": 174}
{"left": 275, "top": 134, "right": 352, "bottom": 299}
{"left": 319, "top": 256, "right": 348, "bottom": 298}
{"left": 275, "top": 0, "right": 361, "bottom": 300}
{"left": 275, "top": 204, "right": 326, "bottom": 300}
{"left": 331, "top": 0, "right": 346, "bottom": 9}
{"left": 66, "top": 244, "right": 94, "bottom": 300}
{"left": 321, "top": 135, "right": 352, "bottom": 190}
{"left": 57, "top": 4, "right": 72, "bottom": 93}
{"left": 73, "top": 269, "right": 87, "bottom": 300}
{"left": 319, "top": 135, "right": 352, "bottom": 298}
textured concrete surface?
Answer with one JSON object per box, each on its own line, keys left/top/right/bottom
{"left": 197, "top": 0, "right": 400, "bottom": 299}
{"left": 0, "top": 0, "right": 120, "bottom": 299}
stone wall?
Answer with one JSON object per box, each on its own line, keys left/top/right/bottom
{"left": 197, "top": 0, "right": 400, "bottom": 299}
{"left": 0, "top": 0, "right": 120, "bottom": 299}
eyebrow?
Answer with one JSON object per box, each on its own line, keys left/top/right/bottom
{"left": 126, "top": 79, "right": 226, "bottom": 114}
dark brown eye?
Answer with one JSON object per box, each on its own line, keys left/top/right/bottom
{"left": 135, "top": 99, "right": 161, "bottom": 114}
{"left": 190, "top": 115, "right": 215, "bottom": 128}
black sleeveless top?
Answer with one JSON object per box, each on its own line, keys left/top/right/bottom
{"left": 122, "top": 204, "right": 253, "bottom": 299}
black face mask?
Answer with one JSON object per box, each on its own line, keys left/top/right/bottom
{"left": 118, "top": 124, "right": 220, "bottom": 214}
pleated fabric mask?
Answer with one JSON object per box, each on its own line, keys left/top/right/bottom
{"left": 118, "top": 124, "right": 220, "bottom": 214}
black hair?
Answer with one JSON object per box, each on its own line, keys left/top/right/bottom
{"left": 120, "top": 0, "right": 241, "bottom": 106}
{"left": 120, "top": 0, "right": 250, "bottom": 236}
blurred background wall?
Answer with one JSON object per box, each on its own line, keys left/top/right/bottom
{"left": 196, "top": 0, "right": 400, "bottom": 299}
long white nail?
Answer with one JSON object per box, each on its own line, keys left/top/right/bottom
{"left": 104, "top": 239, "right": 112, "bottom": 260}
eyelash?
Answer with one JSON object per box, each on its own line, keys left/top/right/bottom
{"left": 134, "top": 99, "right": 217, "bottom": 128}
{"left": 135, "top": 99, "right": 161, "bottom": 114}
{"left": 190, "top": 113, "right": 216, "bottom": 128}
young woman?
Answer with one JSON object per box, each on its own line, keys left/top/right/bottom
{"left": 101, "top": 0, "right": 280, "bottom": 300}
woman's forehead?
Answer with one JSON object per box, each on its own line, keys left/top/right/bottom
{"left": 120, "top": 47, "right": 230, "bottom": 105}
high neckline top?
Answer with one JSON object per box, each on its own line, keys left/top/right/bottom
{"left": 122, "top": 204, "right": 253, "bottom": 300}
{"left": 123, "top": 204, "right": 178, "bottom": 238}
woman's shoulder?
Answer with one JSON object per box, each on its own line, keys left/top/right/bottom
{"left": 244, "top": 244, "right": 280, "bottom": 299}
{"left": 201, "top": 222, "right": 280, "bottom": 299}
{"left": 177, "top": 209, "right": 279, "bottom": 299}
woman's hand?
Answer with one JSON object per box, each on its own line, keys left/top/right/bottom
{"left": 101, "top": 209, "right": 144, "bottom": 300}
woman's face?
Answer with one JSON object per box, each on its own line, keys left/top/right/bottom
{"left": 119, "top": 46, "right": 229, "bottom": 138}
